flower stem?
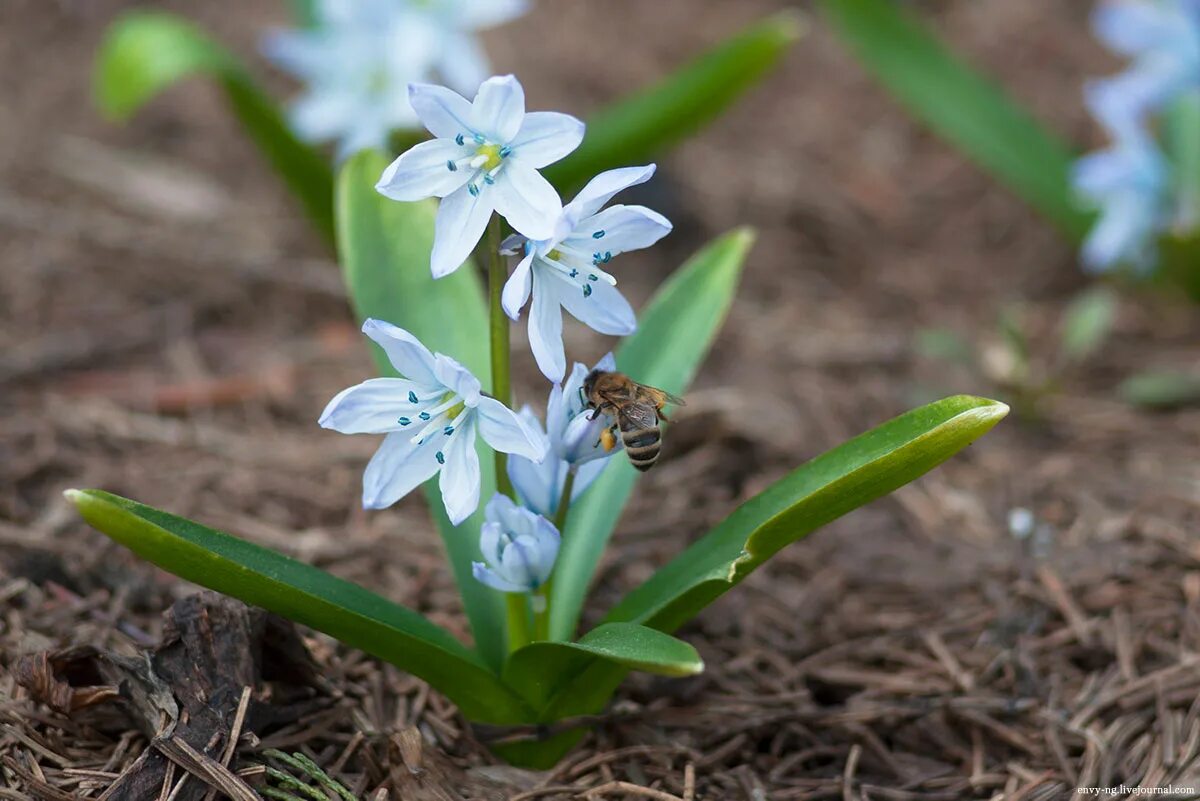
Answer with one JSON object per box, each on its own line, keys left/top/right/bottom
{"left": 533, "top": 468, "right": 576, "bottom": 641}
{"left": 486, "top": 215, "right": 515, "bottom": 500}
{"left": 486, "top": 214, "right": 524, "bottom": 653}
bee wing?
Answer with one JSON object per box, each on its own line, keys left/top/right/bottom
{"left": 638, "top": 384, "right": 686, "bottom": 408}
{"left": 619, "top": 403, "right": 659, "bottom": 430}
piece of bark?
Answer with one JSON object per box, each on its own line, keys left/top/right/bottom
{"left": 388, "top": 727, "right": 515, "bottom": 801}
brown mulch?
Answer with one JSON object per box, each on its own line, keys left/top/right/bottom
{"left": 5, "top": 0, "right": 1200, "bottom": 799}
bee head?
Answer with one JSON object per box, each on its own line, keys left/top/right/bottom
{"left": 581, "top": 369, "right": 604, "bottom": 404}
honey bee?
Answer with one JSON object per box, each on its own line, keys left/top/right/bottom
{"left": 582, "top": 370, "right": 685, "bottom": 472}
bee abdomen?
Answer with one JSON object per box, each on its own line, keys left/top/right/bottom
{"left": 622, "top": 427, "right": 661, "bottom": 471}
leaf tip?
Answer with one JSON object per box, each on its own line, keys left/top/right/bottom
{"left": 63, "top": 488, "right": 87, "bottom": 506}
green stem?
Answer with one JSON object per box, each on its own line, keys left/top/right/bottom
{"left": 533, "top": 468, "right": 577, "bottom": 641}
{"left": 487, "top": 216, "right": 514, "bottom": 500}
{"left": 486, "top": 214, "right": 526, "bottom": 653}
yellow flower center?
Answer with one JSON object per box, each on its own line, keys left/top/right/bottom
{"left": 476, "top": 143, "right": 504, "bottom": 171}
{"left": 547, "top": 248, "right": 564, "bottom": 261}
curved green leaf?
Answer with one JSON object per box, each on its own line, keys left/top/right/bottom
{"left": 66, "top": 489, "right": 531, "bottom": 723}
{"left": 95, "top": 11, "right": 334, "bottom": 242}
{"left": 547, "top": 228, "right": 755, "bottom": 642}
{"left": 606, "top": 395, "right": 1009, "bottom": 630}
{"left": 504, "top": 623, "right": 702, "bottom": 707}
{"left": 819, "top": 0, "right": 1091, "bottom": 240}
{"left": 335, "top": 151, "right": 503, "bottom": 668}
{"left": 546, "top": 12, "right": 802, "bottom": 191}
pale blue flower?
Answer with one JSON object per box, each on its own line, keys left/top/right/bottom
{"left": 263, "top": 0, "right": 529, "bottom": 158}
{"left": 508, "top": 354, "right": 618, "bottom": 518}
{"left": 472, "top": 493, "right": 560, "bottom": 595}
{"left": 500, "top": 165, "right": 672, "bottom": 381}
{"left": 1072, "top": 133, "right": 1171, "bottom": 271}
{"left": 319, "top": 319, "right": 547, "bottom": 525}
{"left": 377, "top": 75, "right": 584, "bottom": 278}
{"left": 1086, "top": 0, "right": 1200, "bottom": 137}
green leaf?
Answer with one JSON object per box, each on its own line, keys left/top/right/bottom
{"left": 504, "top": 623, "right": 702, "bottom": 707}
{"left": 547, "top": 228, "right": 755, "bottom": 642}
{"left": 819, "top": 0, "right": 1091, "bottom": 240}
{"left": 95, "top": 11, "right": 335, "bottom": 243}
{"left": 335, "top": 151, "right": 504, "bottom": 669}
{"left": 518, "top": 395, "right": 1008, "bottom": 766}
{"left": 1059, "top": 286, "right": 1116, "bottom": 364}
{"left": 545, "top": 12, "right": 802, "bottom": 191}
{"left": 1119, "top": 370, "right": 1200, "bottom": 409}
{"left": 66, "top": 489, "right": 531, "bottom": 723}
{"left": 1167, "top": 93, "right": 1200, "bottom": 224}
{"left": 605, "top": 395, "right": 1008, "bottom": 631}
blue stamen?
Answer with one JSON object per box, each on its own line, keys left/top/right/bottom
{"left": 436, "top": 451, "right": 445, "bottom": 465}
{"left": 446, "top": 160, "right": 457, "bottom": 172}
{"left": 398, "top": 416, "right": 410, "bottom": 426}
{"left": 592, "top": 230, "right": 606, "bottom": 239}
{"left": 473, "top": 133, "right": 486, "bottom": 144}
{"left": 408, "top": 391, "right": 418, "bottom": 403}
{"left": 484, "top": 175, "right": 495, "bottom": 185}
{"left": 593, "top": 252, "right": 602, "bottom": 263}
{"left": 443, "top": 425, "right": 454, "bottom": 435}
{"left": 583, "top": 284, "right": 593, "bottom": 298}
{"left": 499, "top": 145, "right": 512, "bottom": 158}
{"left": 468, "top": 184, "right": 480, "bottom": 197}
{"left": 602, "top": 251, "right": 612, "bottom": 263}
{"left": 588, "top": 273, "right": 598, "bottom": 281}
{"left": 419, "top": 411, "right": 431, "bottom": 421}
{"left": 455, "top": 133, "right": 465, "bottom": 146}
{"left": 568, "top": 268, "right": 578, "bottom": 278}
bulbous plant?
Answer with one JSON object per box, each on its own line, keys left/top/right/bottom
{"left": 70, "top": 72, "right": 1008, "bottom": 768}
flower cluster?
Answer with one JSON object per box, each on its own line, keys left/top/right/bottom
{"left": 1073, "top": 0, "right": 1200, "bottom": 272}
{"left": 264, "top": 0, "right": 528, "bottom": 157}
{"left": 322, "top": 75, "right": 672, "bottom": 604}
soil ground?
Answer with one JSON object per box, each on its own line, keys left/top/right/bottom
{"left": 4, "top": 1, "right": 1200, "bottom": 799}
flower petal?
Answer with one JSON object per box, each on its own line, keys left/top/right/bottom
{"left": 476, "top": 397, "right": 549, "bottom": 461}
{"left": 508, "top": 454, "right": 560, "bottom": 518}
{"left": 479, "top": 518, "right": 505, "bottom": 568}
{"left": 471, "top": 75, "right": 525, "bottom": 142}
{"left": 502, "top": 249, "right": 535, "bottom": 319}
{"left": 288, "top": 90, "right": 360, "bottom": 144}
{"left": 568, "top": 204, "right": 673, "bottom": 256}
{"left": 432, "top": 183, "right": 495, "bottom": 278}
{"left": 530, "top": 517, "right": 561, "bottom": 585}
{"left": 527, "top": 269, "right": 567, "bottom": 381}
{"left": 1091, "top": 1, "right": 1177, "bottom": 56}
{"left": 439, "top": 420, "right": 481, "bottom": 525}
{"left": 319, "top": 377, "right": 426, "bottom": 433}
{"left": 510, "top": 112, "right": 586, "bottom": 169}
{"left": 362, "top": 431, "right": 442, "bottom": 509}
{"left": 376, "top": 138, "right": 472, "bottom": 201}
{"left": 572, "top": 458, "right": 610, "bottom": 499}
{"left": 556, "top": 273, "right": 637, "bottom": 337}
{"left": 433, "top": 354, "right": 482, "bottom": 405}
{"left": 561, "top": 407, "right": 618, "bottom": 464}
{"left": 564, "top": 165, "right": 656, "bottom": 221}
{"left": 361, "top": 319, "right": 440, "bottom": 385}
{"left": 500, "top": 535, "right": 539, "bottom": 588}
{"left": 493, "top": 162, "right": 562, "bottom": 240}
{"left": 408, "top": 82, "right": 476, "bottom": 139}
{"left": 472, "top": 561, "right": 526, "bottom": 593}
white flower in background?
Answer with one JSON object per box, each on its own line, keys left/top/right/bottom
{"left": 508, "top": 354, "right": 619, "bottom": 518}
{"left": 472, "top": 493, "right": 560, "bottom": 601}
{"left": 500, "top": 165, "right": 671, "bottom": 381}
{"left": 1072, "top": 130, "right": 1171, "bottom": 272}
{"left": 263, "top": 0, "right": 529, "bottom": 158}
{"left": 1086, "top": 0, "right": 1200, "bottom": 138}
{"left": 319, "top": 319, "right": 547, "bottom": 525}
{"left": 377, "top": 75, "right": 585, "bottom": 278}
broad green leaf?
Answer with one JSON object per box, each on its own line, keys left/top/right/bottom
{"left": 1119, "top": 370, "right": 1200, "bottom": 409}
{"left": 1059, "top": 286, "right": 1115, "bottom": 364}
{"left": 547, "top": 228, "right": 755, "bottom": 641}
{"left": 66, "top": 490, "right": 531, "bottom": 723}
{"left": 605, "top": 395, "right": 1008, "bottom": 631}
{"left": 820, "top": 0, "right": 1092, "bottom": 240}
{"left": 1167, "top": 93, "right": 1200, "bottom": 223}
{"left": 335, "top": 151, "right": 504, "bottom": 669}
{"left": 95, "top": 11, "right": 335, "bottom": 243}
{"left": 517, "top": 395, "right": 1007, "bottom": 766}
{"left": 545, "top": 13, "right": 802, "bottom": 191}
{"left": 504, "top": 623, "right": 702, "bottom": 707}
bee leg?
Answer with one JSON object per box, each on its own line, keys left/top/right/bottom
{"left": 600, "top": 426, "right": 619, "bottom": 452}
{"left": 656, "top": 408, "right": 672, "bottom": 423}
